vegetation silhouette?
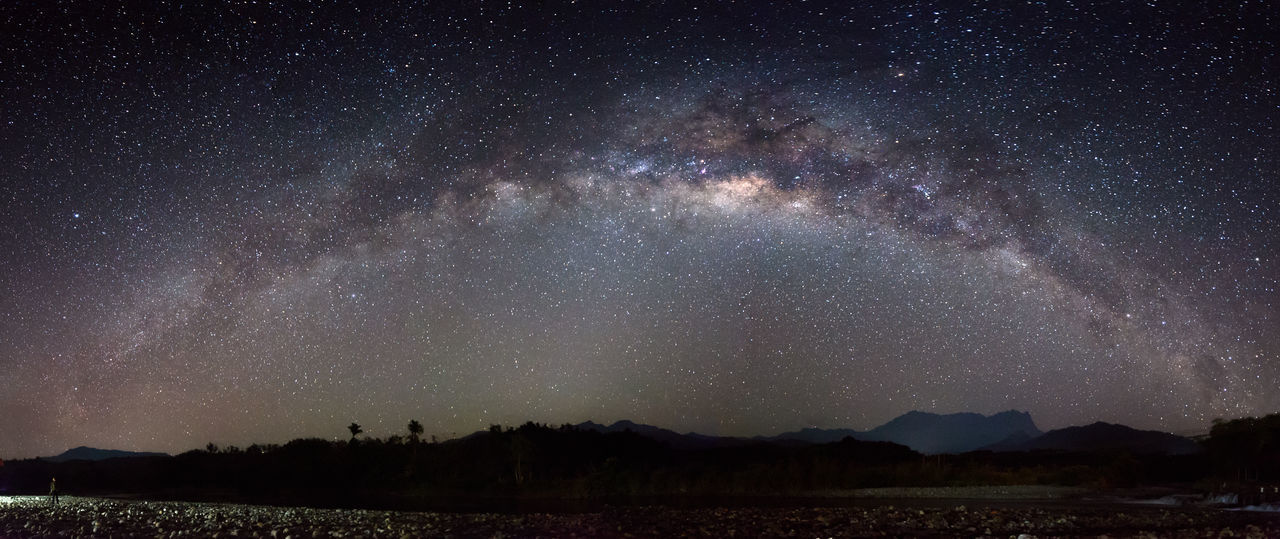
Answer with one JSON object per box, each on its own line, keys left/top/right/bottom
{"left": 1, "top": 415, "right": 1276, "bottom": 511}
{"left": 1206, "top": 414, "right": 1280, "bottom": 483}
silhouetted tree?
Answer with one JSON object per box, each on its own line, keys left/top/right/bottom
{"left": 408, "top": 420, "right": 423, "bottom": 444}
{"left": 1207, "top": 413, "right": 1280, "bottom": 482}
{"left": 348, "top": 422, "right": 363, "bottom": 441}
{"left": 511, "top": 429, "right": 533, "bottom": 485}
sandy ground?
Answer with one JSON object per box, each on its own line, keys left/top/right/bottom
{"left": 1, "top": 495, "right": 1278, "bottom": 537}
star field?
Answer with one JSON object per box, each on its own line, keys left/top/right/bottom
{"left": 1, "top": 0, "right": 1277, "bottom": 457}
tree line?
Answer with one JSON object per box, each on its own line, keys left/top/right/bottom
{"left": 1, "top": 414, "right": 1276, "bottom": 510}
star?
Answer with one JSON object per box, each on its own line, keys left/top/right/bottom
{"left": 0, "top": 0, "right": 1275, "bottom": 458}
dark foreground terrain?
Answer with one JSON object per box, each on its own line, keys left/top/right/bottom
{"left": 1, "top": 497, "right": 1277, "bottom": 538}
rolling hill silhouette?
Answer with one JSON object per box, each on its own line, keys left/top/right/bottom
{"left": 981, "top": 422, "right": 1202, "bottom": 455}
{"left": 574, "top": 420, "right": 757, "bottom": 449}
{"left": 44, "top": 446, "right": 168, "bottom": 462}
{"left": 763, "top": 410, "right": 1041, "bottom": 454}
{"left": 577, "top": 412, "right": 1198, "bottom": 456}
{"left": 858, "top": 410, "right": 1042, "bottom": 454}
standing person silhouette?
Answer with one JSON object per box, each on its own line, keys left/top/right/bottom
{"left": 49, "top": 477, "right": 58, "bottom": 505}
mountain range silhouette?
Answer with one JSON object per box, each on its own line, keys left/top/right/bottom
{"left": 42, "top": 411, "right": 1201, "bottom": 461}
{"left": 577, "top": 411, "right": 1200, "bottom": 455}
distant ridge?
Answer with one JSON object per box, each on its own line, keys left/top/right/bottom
{"left": 44, "top": 446, "right": 168, "bottom": 462}
{"left": 574, "top": 420, "right": 756, "bottom": 450}
{"left": 981, "top": 422, "right": 1202, "bottom": 455}
{"left": 765, "top": 410, "right": 1042, "bottom": 455}
{"left": 567, "top": 413, "right": 1199, "bottom": 456}
{"left": 860, "top": 410, "right": 1042, "bottom": 454}
{"left": 755, "top": 427, "right": 861, "bottom": 445}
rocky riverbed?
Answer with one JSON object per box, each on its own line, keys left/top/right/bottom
{"left": 1, "top": 496, "right": 1278, "bottom": 537}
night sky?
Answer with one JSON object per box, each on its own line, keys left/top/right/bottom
{"left": 2, "top": 1, "right": 1276, "bottom": 458}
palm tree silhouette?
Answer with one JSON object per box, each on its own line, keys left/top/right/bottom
{"left": 407, "top": 420, "right": 424, "bottom": 444}
{"left": 347, "top": 422, "right": 362, "bottom": 441}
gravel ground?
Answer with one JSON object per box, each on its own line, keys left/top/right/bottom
{"left": 1, "top": 496, "right": 1278, "bottom": 537}
{"left": 834, "top": 485, "right": 1090, "bottom": 499}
